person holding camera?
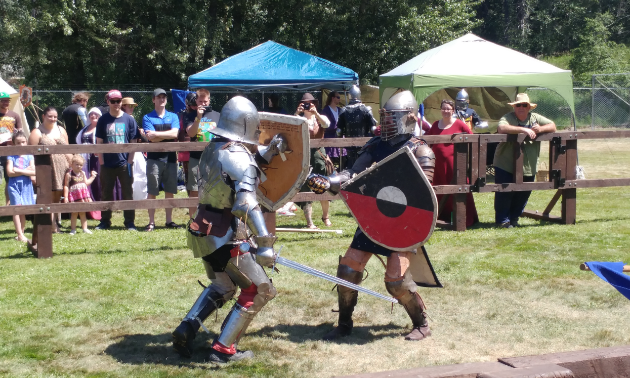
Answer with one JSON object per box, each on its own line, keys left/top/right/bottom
{"left": 294, "top": 93, "right": 333, "bottom": 228}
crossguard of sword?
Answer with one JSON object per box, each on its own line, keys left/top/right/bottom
{"left": 272, "top": 245, "right": 283, "bottom": 273}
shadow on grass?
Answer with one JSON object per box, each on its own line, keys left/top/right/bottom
{"left": 104, "top": 323, "right": 405, "bottom": 366}
{"left": 250, "top": 322, "right": 405, "bottom": 344}
{"left": 104, "top": 332, "right": 222, "bottom": 369}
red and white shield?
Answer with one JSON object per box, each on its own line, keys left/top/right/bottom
{"left": 339, "top": 147, "right": 437, "bottom": 251}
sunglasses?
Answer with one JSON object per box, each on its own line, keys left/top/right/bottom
{"left": 109, "top": 99, "right": 122, "bottom": 104}
{"left": 515, "top": 103, "right": 529, "bottom": 108}
{"left": 334, "top": 96, "right": 341, "bottom": 99}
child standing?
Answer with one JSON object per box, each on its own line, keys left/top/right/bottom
{"left": 6, "top": 130, "right": 36, "bottom": 242}
{"left": 63, "top": 155, "right": 97, "bottom": 235}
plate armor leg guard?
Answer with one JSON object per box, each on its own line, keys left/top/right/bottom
{"left": 385, "top": 272, "right": 431, "bottom": 341}
{"left": 322, "top": 264, "right": 363, "bottom": 341}
{"left": 211, "top": 278, "right": 276, "bottom": 356}
{"left": 172, "top": 286, "right": 229, "bottom": 358}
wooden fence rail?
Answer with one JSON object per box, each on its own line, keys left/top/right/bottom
{"left": 1, "top": 131, "right": 630, "bottom": 258}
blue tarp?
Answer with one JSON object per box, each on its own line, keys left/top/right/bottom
{"left": 188, "top": 41, "right": 358, "bottom": 91}
{"left": 585, "top": 261, "right": 630, "bottom": 300}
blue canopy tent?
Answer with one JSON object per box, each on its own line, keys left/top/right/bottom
{"left": 188, "top": 41, "right": 358, "bottom": 91}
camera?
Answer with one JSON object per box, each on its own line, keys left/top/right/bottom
{"left": 302, "top": 103, "right": 311, "bottom": 110}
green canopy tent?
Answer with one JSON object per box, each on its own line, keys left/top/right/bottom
{"left": 379, "top": 33, "right": 574, "bottom": 126}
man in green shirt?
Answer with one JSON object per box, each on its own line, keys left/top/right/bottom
{"left": 493, "top": 93, "right": 556, "bottom": 228}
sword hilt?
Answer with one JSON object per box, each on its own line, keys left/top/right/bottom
{"left": 271, "top": 245, "right": 283, "bottom": 274}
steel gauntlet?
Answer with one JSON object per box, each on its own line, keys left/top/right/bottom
{"left": 258, "top": 134, "right": 287, "bottom": 163}
{"left": 255, "top": 235, "right": 278, "bottom": 267}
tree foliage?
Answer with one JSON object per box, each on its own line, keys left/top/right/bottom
{"left": 0, "top": 0, "right": 479, "bottom": 88}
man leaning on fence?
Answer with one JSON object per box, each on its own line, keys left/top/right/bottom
{"left": 95, "top": 89, "right": 138, "bottom": 231}
{"left": 493, "top": 93, "right": 556, "bottom": 228}
{"left": 142, "top": 88, "right": 181, "bottom": 231}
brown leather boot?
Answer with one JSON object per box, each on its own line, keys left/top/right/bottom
{"left": 404, "top": 323, "right": 431, "bottom": 341}
{"left": 323, "top": 264, "right": 362, "bottom": 341}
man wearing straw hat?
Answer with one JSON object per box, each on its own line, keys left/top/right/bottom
{"left": 493, "top": 93, "right": 556, "bottom": 228}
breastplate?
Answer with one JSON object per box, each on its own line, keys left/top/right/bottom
{"left": 197, "top": 142, "right": 236, "bottom": 210}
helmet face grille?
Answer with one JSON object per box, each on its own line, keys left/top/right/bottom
{"left": 380, "top": 108, "right": 414, "bottom": 141}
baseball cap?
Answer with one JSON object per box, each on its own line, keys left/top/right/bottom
{"left": 0, "top": 92, "right": 10, "bottom": 99}
{"left": 107, "top": 89, "right": 123, "bottom": 99}
{"left": 153, "top": 88, "right": 167, "bottom": 97}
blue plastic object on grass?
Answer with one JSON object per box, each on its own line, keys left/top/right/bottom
{"left": 585, "top": 261, "right": 630, "bottom": 300}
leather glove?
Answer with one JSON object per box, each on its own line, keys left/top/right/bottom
{"left": 307, "top": 173, "right": 331, "bottom": 194}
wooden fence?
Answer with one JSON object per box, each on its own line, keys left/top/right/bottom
{"left": 2, "top": 130, "right": 630, "bottom": 258}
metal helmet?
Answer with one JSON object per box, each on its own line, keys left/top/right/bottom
{"left": 455, "top": 89, "right": 469, "bottom": 111}
{"left": 349, "top": 85, "right": 361, "bottom": 100}
{"left": 211, "top": 96, "right": 261, "bottom": 145}
{"left": 379, "top": 90, "right": 418, "bottom": 141}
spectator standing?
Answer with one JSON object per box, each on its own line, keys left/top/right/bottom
{"left": 177, "top": 93, "right": 196, "bottom": 197}
{"left": 294, "top": 93, "right": 332, "bottom": 228}
{"left": 61, "top": 92, "right": 90, "bottom": 145}
{"left": 76, "top": 107, "right": 102, "bottom": 202}
{"left": 28, "top": 106, "right": 72, "bottom": 233}
{"left": 142, "top": 88, "right": 180, "bottom": 231}
{"left": 63, "top": 154, "right": 97, "bottom": 235}
{"left": 94, "top": 89, "right": 138, "bottom": 231}
{"left": 264, "top": 93, "right": 286, "bottom": 114}
{"left": 321, "top": 90, "right": 346, "bottom": 167}
{"left": 6, "top": 130, "right": 35, "bottom": 242}
{"left": 184, "top": 89, "right": 220, "bottom": 218}
{"left": 426, "top": 100, "right": 478, "bottom": 227}
{"left": 0, "top": 91, "right": 23, "bottom": 205}
{"left": 121, "top": 97, "right": 148, "bottom": 201}
{"left": 493, "top": 93, "right": 556, "bottom": 228}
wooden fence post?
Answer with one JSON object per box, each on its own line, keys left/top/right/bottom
{"left": 452, "top": 141, "right": 468, "bottom": 231}
{"left": 31, "top": 154, "right": 53, "bottom": 258}
{"left": 562, "top": 139, "right": 577, "bottom": 224}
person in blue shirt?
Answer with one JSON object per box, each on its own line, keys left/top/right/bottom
{"left": 142, "top": 88, "right": 181, "bottom": 232}
{"left": 95, "top": 89, "right": 138, "bottom": 230}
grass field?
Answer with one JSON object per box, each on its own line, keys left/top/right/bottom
{"left": 1, "top": 139, "right": 630, "bottom": 377}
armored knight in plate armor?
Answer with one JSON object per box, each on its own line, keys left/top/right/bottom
{"left": 455, "top": 89, "right": 488, "bottom": 132}
{"left": 337, "top": 85, "right": 377, "bottom": 167}
{"left": 308, "top": 90, "right": 437, "bottom": 341}
{"left": 172, "top": 96, "right": 287, "bottom": 363}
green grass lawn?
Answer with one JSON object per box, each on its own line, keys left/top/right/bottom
{"left": 1, "top": 139, "right": 630, "bottom": 377}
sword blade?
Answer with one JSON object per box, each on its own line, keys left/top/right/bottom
{"left": 276, "top": 256, "right": 398, "bottom": 304}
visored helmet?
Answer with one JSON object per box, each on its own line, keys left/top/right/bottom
{"left": 455, "top": 89, "right": 469, "bottom": 111}
{"left": 379, "top": 90, "right": 418, "bottom": 141}
{"left": 211, "top": 96, "right": 261, "bottom": 145}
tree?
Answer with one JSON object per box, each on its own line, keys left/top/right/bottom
{"left": 1, "top": 0, "right": 481, "bottom": 88}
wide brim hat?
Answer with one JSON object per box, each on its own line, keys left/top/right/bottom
{"left": 121, "top": 97, "right": 138, "bottom": 107}
{"left": 508, "top": 93, "right": 537, "bottom": 110}
{"left": 300, "top": 93, "right": 319, "bottom": 107}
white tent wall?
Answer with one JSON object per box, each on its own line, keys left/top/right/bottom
{"left": 0, "top": 77, "right": 30, "bottom": 133}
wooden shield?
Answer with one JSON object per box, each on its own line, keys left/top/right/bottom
{"left": 339, "top": 147, "right": 437, "bottom": 251}
{"left": 256, "top": 112, "right": 310, "bottom": 211}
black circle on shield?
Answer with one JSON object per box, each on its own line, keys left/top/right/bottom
{"left": 375, "top": 186, "right": 407, "bottom": 218}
